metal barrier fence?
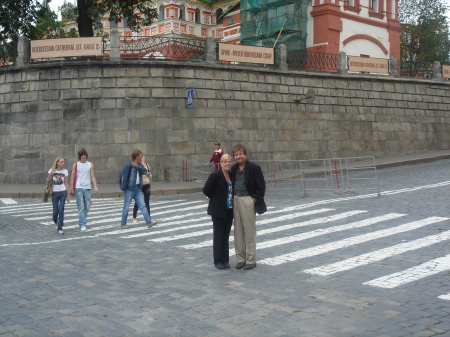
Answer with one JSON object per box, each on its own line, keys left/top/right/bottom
{"left": 0, "top": 41, "right": 17, "bottom": 67}
{"left": 108, "top": 36, "right": 205, "bottom": 61}
{"left": 165, "top": 155, "right": 380, "bottom": 196}
{"left": 0, "top": 35, "right": 446, "bottom": 81}
{"left": 254, "top": 156, "right": 380, "bottom": 196}
{"left": 398, "top": 60, "right": 435, "bottom": 78}
{"left": 287, "top": 49, "right": 339, "bottom": 72}
{"left": 165, "top": 157, "right": 212, "bottom": 182}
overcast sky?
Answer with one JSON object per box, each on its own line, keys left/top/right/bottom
{"left": 46, "top": 0, "right": 450, "bottom": 21}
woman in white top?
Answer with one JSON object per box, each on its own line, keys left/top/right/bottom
{"left": 46, "top": 157, "right": 70, "bottom": 234}
{"left": 70, "top": 148, "right": 99, "bottom": 231}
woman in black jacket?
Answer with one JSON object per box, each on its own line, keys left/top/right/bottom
{"left": 203, "top": 154, "right": 234, "bottom": 270}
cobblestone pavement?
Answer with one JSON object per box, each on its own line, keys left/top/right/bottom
{"left": 1, "top": 160, "right": 450, "bottom": 337}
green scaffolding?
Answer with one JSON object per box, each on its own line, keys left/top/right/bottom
{"left": 240, "top": 0, "right": 308, "bottom": 50}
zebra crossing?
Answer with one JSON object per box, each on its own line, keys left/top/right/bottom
{"left": 1, "top": 192, "right": 449, "bottom": 299}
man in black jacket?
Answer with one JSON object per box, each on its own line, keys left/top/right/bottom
{"left": 230, "top": 144, "right": 266, "bottom": 270}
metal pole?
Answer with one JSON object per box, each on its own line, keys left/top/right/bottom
{"left": 334, "top": 160, "right": 340, "bottom": 189}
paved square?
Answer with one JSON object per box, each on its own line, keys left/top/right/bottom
{"left": 1, "top": 160, "right": 450, "bottom": 336}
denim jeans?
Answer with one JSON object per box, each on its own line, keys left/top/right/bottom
{"left": 133, "top": 183, "right": 150, "bottom": 219}
{"left": 52, "top": 191, "right": 67, "bottom": 231}
{"left": 121, "top": 186, "right": 152, "bottom": 226}
{"left": 75, "top": 188, "right": 91, "bottom": 228}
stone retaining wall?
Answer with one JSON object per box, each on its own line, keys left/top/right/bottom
{"left": 1, "top": 60, "right": 449, "bottom": 184}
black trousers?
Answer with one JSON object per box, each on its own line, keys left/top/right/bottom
{"left": 133, "top": 183, "right": 150, "bottom": 218}
{"left": 212, "top": 208, "right": 233, "bottom": 265}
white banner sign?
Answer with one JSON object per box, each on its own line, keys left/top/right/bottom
{"left": 219, "top": 44, "right": 274, "bottom": 64}
{"left": 31, "top": 37, "right": 103, "bottom": 59}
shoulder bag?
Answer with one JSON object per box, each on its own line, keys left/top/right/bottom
{"left": 43, "top": 179, "right": 53, "bottom": 202}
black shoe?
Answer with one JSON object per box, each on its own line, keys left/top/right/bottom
{"left": 215, "top": 263, "right": 226, "bottom": 270}
{"left": 224, "top": 263, "right": 230, "bottom": 269}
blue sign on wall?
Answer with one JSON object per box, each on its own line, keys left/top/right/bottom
{"left": 186, "top": 89, "right": 195, "bottom": 107}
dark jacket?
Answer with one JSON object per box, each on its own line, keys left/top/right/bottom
{"left": 203, "top": 170, "right": 231, "bottom": 219}
{"left": 231, "top": 160, "right": 267, "bottom": 215}
{"left": 120, "top": 162, "right": 148, "bottom": 191}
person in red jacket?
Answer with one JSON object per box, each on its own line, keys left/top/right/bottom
{"left": 208, "top": 142, "right": 224, "bottom": 171}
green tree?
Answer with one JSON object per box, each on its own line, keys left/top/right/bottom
{"left": 0, "top": 0, "right": 74, "bottom": 42}
{"left": 0, "top": 0, "right": 41, "bottom": 42}
{"left": 399, "top": 0, "right": 450, "bottom": 63}
{"left": 60, "top": 2, "right": 78, "bottom": 22}
{"left": 34, "top": 4, "right": 78, "bottom": 39}
{"left": 76, "top": 0, "right": 158, "bottom": 37}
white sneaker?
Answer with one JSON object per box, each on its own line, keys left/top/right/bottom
{"left": 80, "top": 227, "right": 86, "bottom": 231}
{"left": 132, "top": 218, "right": 137, "bottom": 223}
{"left": 58, "top": 230, "right": 64, "bottom": 235}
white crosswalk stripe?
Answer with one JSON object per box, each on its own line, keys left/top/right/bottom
{"left": 258, "top": 217, "right": 447, "bottom": 266}
{"left": 438, "top": 293, "right": 450, "bottom": 301}
{"left": 177, "top": 209, "right": 365, "bottom": 248}
{"left": 304, "top": 229, "right": 450, "bottom": 276}
{"left": 363, "top": 254, "right": 450, "bottom": 289}
{"left": 0, "top": 198, "right": 18, "bottom": 205}
{"left": 2, "top": 183, "right": 450, "bottom": 291}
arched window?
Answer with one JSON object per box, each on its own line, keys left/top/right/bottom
{"left": 179, "top": 4, "right": 185, "bottom": 20}
{"left": 195, "top": 8, "right": 200, "bottom": 23}
{"left": 159, "top": 5, "right": 165, "bottom": 20}
{"left": 123, "top": 17, "right": 129, "bottom": 28}
{"left": 371, "top": 0, "right": 378, "bottom": 13}
{"left": 216, "top": 9, "right": 223, "bottom": 24}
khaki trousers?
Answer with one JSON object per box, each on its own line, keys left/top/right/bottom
{"left": 233, "top": 195, "right": 256, "bottom": 264}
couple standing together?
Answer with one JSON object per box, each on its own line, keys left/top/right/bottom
{"left": 203, "top": 144, "right": 267, "bottom": 271}
{"left": 46, "top": 148, "right": 99, "bottom": 234}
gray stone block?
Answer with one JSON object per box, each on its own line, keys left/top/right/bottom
{"left": 152, "top": 88, "right": 175, "bottom": 97}
{"left": 11, "top": 82, "right": 29, "bottom": 92}
{"left": 40, "top": 69, "right": 60, "bottom": 80}
{"left": 117, "top": 77, "right": 141, "bottom": 88}
{"left": 126, "top": 67, "right": 151, "bottom": 77}
{"left": 79, "top": 67, "right": 102, "bottom": 78}
{"left": 0, "top": 83, "right": 11, "bottom": 94}
{"left": 49, "top": 79, "right": 71, "bottom": 90}
{"left": 39, "top": 90, "right": 60, "bottom": 101}
{"left": 102, "top": 88, "right": 127, "bottom": 98}
{"left": 140, "top": 77, "right": 163, "bottom": 88}
{"left": 19, "top": 91, "right": 39, "bottom": 101}
{"left": 126, "top": 88, "right": 150, "bottom": 98}
{"left": 61, "top": 68, "right": 79, "bottom": 79}
{"left": 27, "top": 101, "right": 49, "bottom": 113}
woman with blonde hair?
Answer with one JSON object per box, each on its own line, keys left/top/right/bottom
{"left": 203, "top": 154, "right": 234, "bottom": 270}
{"left": 46, "top": 157, "right": 70, "bottom": 234}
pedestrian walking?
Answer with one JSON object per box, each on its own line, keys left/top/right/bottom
{"left": 230, "top": 144, "right": 266, "bottom": 270}
{"left": 70, "top": 148, "right": 99, "bottom": 231}
{"left": 46, "top": 157, "right": 70, "bottom": 235}
{"left": 203, "top": 154, "right": 234, "bottom": 270}
{"left": 119, "top": 150, "right": 157, "bottom": 230}
{"left": 132, "top": 155, "right": 152, "bottom": 223}
{"left": 206, "top": 142, "right": 224, "bottom": 171}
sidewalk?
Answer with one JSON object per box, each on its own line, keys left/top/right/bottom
{"left": 1, "top": 150, "right": 450, "bottom": 198}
